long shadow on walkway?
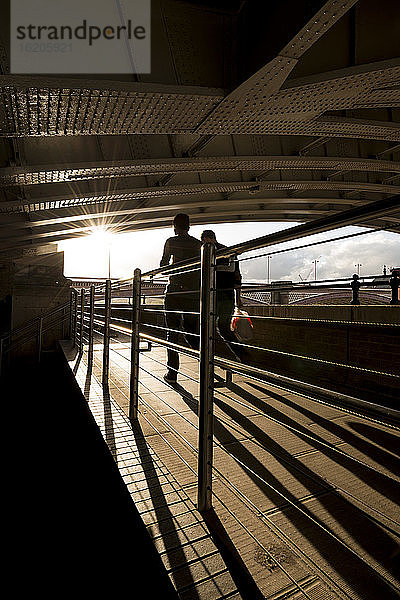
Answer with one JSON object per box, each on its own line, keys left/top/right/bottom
{"left": 348, "top": 421, "right": 400, "bottom": 457}
{"left": 174, "top": 381, "right": 400, "bottom": 599}
{"left": 172, "top": 383, "right": 264, "bottom": 600}
{"left": 102, "top": 384, "right": 117, "bottom": 459}
{"left": 83, "top": 352, "right": 92, "bottom": 400}
{"left": 248, "top": 381, "right": 400, "bottom": 477}
{"left": 242, "top": 381, "right": 400, "bottom": 501}
{"left": 131, "top": 420, "right": 200, "bottom": 598}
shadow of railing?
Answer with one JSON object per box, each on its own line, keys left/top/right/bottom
{"left": 131, "top": 420, "right": 200, "bottom": 598}
{"left": 72, "top": 349, "right": 83, "bottom": 376}
{"left": 203, "top": 508, "right": 264, "bottom": 600}
{"left": 103, "top": 384, "right": 117, "bottom": 460}
{"left": 83, "top": 354, "right": 93, "bottom": 400}
{"left": 173, "top": 379, "right": 400, "bottom": 599}
{"left": 242, "top": 381, "right": 400, "bottom": 498}
{"left": 348, "top": 421, "right": 400, "bottom": 457}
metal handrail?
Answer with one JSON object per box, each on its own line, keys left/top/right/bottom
{"left": 240, "top": 274, "right": 390, "bottom": 290}
{"left": 213, "top": 355, "right": 400, "bottom": 424}
{"left": 6, "top": 314, "right": 68, "bottom": 353}
{"left": 63, "top": 204, "right": 400, "bottom": 600}
{"left": 0, "top": 301, "right": 70, "bottom": 375}
{"left": 123, "top": 195, "right": 399, "bottom": 282}
{"left": 91, "top": 272, "right": 395, "bottom": 308}
{"left": 213, "top": 195, "right": 400, "bottom": 259}
{"left": 98, "top": 274, "right": 390, "bottom": 295}
{"left": 75, "top": 274, "right": 400, "bottom": 529}
{"left": 0, "top": 301, "right": 70, "bottom": 343}
{"left": 89, "top": 203, "right": 399, "bottom": 307}
{"left": 92, "top": 311, "right": 400, "bottom": 391}
{"left": 68, "top": 198, "right": 400, "bottom": 522}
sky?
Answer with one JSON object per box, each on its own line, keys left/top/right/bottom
{"left": 58, "top": 221, "right": 400, "bottom": 282}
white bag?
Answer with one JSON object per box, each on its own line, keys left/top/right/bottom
{"left": 230, "top": 307, "right": 254, "bottom": 343}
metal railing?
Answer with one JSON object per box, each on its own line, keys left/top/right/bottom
{"left": 69, "top": 199, "right": 400, "bottom": 512}
{"left": 240, "top": 273, "right": 396, "bottom": 306}
{"left": 0, "top": 300, "right": 71, "bottom": 376}
{"left": 67, "top": 203, "right": 400, "bottom": 598}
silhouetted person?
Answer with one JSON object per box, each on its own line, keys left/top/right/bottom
{"left": 201, "top": 230, "right": 245, "bottom": 362}
{"left": 160, "top": 214, "right": 202, "bottom": 383}
{"left": 350, "top": 273, "right": 361, "bottom": 305}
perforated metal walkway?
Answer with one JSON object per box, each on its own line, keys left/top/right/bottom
{"left": 64, "top": 341, "right": 400, "bottom": 600}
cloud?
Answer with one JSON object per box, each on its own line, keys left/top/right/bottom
{"left": 238, "top": 227, "right": 400, "bottom": 282}
{"left": 59, "top": 222, "right": 400, "bottom": 282}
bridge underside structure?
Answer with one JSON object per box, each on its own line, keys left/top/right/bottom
{"left": 1, "top": 2, "right": 400, "bottom": 598}
{"left": 0, "top": 0, "right": 399, "bottom": 255}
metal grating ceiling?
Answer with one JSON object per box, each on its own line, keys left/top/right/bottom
{"left": 196, "top": 62, "right": 400, "bottom": 136}
{"left": 0, "top": 0, "right": 399, "bottom": 253}
{"left": 1, "top": 155, "right": 399, "bottom": 186}
{"left": 2, "top": 63, "right": 398, "bottom": 139}
{"left": 0, "top": 81, "right": 223, "bottom": 136}
{"left": 1, "top": 180, "right": 400, "bottom": 214}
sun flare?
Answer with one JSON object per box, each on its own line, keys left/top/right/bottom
{"left": 89, "top": 226, "right": 114, "bottom": 246}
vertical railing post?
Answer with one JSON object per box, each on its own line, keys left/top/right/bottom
{"left": 69, "top": 289, "right": 75, "bottom": 340}
{"left": 129, "top": 269, "right": 142, "bottom": 422}
{"left": 37, "top": 317, "right": 43, "bottom": 363}
{"left": 88, "top": 285, "right": 95, "bottom": 363}
{"left": 61, "top": 306, "right": 65, "bottom": 340}
{"left": 197, "top": 241, "right": 216, "bottom": 513}
{"left": 390, "top": 271, "right": 400, "bottom": 305}
{"left": 102, "top": 279, "right": 111, "bottom": 386}
{"left": 73, "top": 289, "right": 78, "bottom": 347}
{"left": 79, "top": 289, "right": 85, "bottom": 353}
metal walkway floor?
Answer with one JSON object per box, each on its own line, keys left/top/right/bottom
{"left": 65, "top": 340, "right": 400, "bottom": 600}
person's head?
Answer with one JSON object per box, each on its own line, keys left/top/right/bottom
{"left": 173, "top": 213, "right": 190, "bottom": 234}
{"left": 201, "top": 230, "right": 216, "bottom": 244}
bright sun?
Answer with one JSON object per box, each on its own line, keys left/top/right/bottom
{"left": 59, "top": 226, "right": 117, "bottom": 278}
{"left": 90, "top": 226, "right": 114, "bottom": 246}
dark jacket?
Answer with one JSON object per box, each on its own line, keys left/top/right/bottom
{"left": 160, "top": 232, "right": 202, "bottom": 291}
{"left": 215, "top": 242, "right": 241, "bottom": 296}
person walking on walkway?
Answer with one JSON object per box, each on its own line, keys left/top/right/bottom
{"left": 161, "top": 214, "right": 202, "bottom": 383}
{"left": 200, "top": 229, "right": 245, "bottom": 362}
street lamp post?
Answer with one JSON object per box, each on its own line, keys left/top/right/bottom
{"left": 355, "top": 263, "right": 362, "bottom": 276}
{"left": 313, "top": 259, "right": 319, "bottom": 281}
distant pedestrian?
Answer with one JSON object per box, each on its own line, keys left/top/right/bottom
{"left": 160, "top": 214, "right": 202, "bottom": 383}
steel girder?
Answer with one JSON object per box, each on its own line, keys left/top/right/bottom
{"left": 0, "top": 0, "right": 399, "bottom": 253}
{"left": 1, "top": 155, "right": 399, "bottom": 186}
{"left": 1, "top": 60, "right": 399, "bottom": 138}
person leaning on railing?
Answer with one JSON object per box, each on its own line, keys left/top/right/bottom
{"left": 160, "top": 213, "right": 202, "bottom": 383}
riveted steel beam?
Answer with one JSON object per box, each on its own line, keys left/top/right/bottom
{"left": 1, "top": 155, "right": 399, "bottom": 186}
{"left": 0, "top": 196, "right": 368, "bottom": 232}
{"left": 1, "top": 179, "right": 399, "bottom": 214}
